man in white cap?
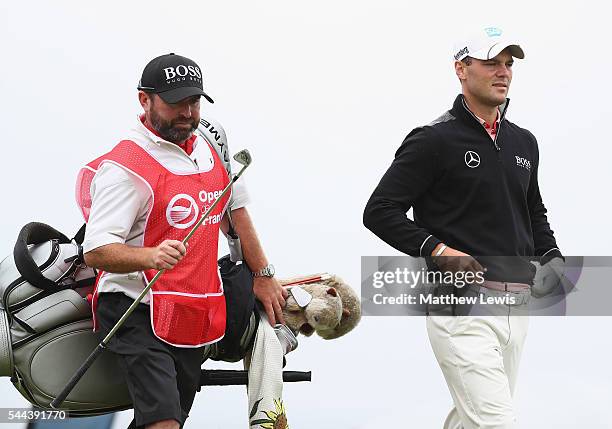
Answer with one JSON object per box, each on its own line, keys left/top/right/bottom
{"left": 364, "top": 27, "right": 563, "bottom": 428}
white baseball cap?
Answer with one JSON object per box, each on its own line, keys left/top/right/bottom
{"left": 453, "top": 27, "right": 525, "bottom": 62}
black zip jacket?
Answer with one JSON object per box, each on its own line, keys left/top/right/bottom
{"left": 363, "top": 94, "right": 562, "bottom": 283}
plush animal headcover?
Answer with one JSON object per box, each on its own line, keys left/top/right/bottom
{"left": 280, "top": 274, "right": 361, "bottom": 340}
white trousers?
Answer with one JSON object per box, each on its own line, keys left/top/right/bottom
{"left": 427, "top": 307, "right": 529, "bottom": 428}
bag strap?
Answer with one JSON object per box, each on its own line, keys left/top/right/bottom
{"left": 13, "top": 222, "right": 71, "bottom": 291}
{"left": 197, "top": 118, "right": 232, "bottom": 174}
{"left": 196, "top": 118, "right": 240, "bottom": 238}
{"left": 73, "top": 223, "right": 86, "bottom": 245}
{"left": 0, "top": 310, "right": 13, "bottom": 377}
{"left": 226, "top": 211, "right": 238, "bottom": 239}
{"left": 72, "top": 223, "right": 87, "bottom": 264}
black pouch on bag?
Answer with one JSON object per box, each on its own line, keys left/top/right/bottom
{"left": 213, "top": 253, "right": 256, "bottom": 362}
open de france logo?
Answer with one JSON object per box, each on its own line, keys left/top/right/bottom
{"left": 464, "top": 150, "right": 481, "bottom": 168}
{"left": 166, "top": 194, "right": 199, "bottom": 229}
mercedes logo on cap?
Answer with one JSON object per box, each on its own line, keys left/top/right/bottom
{"left": 464, "top": 151, "right": 481, "bottom": 168}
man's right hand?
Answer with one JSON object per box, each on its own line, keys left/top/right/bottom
{"left": 431, "top": 244, "right": 485, "bottom": 275}
{"left": 147, "top": 240, "right": 187, "bottom": 270}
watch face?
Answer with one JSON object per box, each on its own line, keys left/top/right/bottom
{"left": 268, "top": 264, "right": 275, "bottom": 277}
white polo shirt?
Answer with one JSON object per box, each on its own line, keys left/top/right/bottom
{"left": 83, "top": 116, "right": 250, "bottom": 303}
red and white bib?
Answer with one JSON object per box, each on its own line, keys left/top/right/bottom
{"left": 76, "top": 139, "right": 231, "bottom": 347}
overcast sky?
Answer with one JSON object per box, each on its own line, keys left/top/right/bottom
{"left": 1, "top": 1, "right": 611, "bottom": 428}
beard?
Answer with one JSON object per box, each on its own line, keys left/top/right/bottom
{"left": 149, "top": 108, "right": 198, "bottom": 143}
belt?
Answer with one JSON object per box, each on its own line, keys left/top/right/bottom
{"left": 481, "top": 281, "right": 530, "bottom": 293}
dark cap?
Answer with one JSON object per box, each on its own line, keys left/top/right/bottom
{"left": 137, "top": 53, "right": 214, "bottom": 104}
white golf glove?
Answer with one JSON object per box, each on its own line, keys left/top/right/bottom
{"left": 531, "top": 256, "right": 565, "bottom": 298}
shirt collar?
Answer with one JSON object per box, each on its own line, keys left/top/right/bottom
{"left": 462, "top": 102, "right": 500, "bottom": 136}
{"left": 471, "top": 108, "right": 500, "bottom": 129}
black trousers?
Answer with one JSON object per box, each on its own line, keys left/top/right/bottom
{"left": 96, "top": 293, "right": 205, "bottom": 428}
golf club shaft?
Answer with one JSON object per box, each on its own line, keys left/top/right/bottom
{"left": 51, "top": 161, "right": 249, "bottom": 409}
{"left": 50, "top": 344, "right": 105, "bottom": 408}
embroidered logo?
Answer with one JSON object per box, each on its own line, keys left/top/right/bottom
{"left": 454, "top": 46, "right": 469, "bottom": 60}
{"left": 515, "top": 156, "right": 531, "bottom": 171}
{"left": 250, "top": 398, "right": 288, "bottom": 429}
{"left": 485, "top": 27, "right": 503, "bottom": 37}
{"left": 162, "top": 65, "right": 202, "bottom": 85}
{"left": 166, "top": 194, "right": 199, "bottom": 229}
{"left": 464, "top": 151, "right": 481, "bottom": 168}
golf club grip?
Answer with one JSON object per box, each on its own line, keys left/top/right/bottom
{"left": 283, "top": 371, "right": 311, "bottom": 382}
{"left": 50, "top": 343, "right": 106, "bottom": 409}
{"left": 199, "top": 370, "right": 311, "bottom": 386}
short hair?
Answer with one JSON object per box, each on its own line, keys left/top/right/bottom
{"left": 462, "top": 56, "right": 473, "bottom": 66}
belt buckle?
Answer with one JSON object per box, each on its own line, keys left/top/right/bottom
{"left": 509, "top": 289, "right": 531, "bottom": 306}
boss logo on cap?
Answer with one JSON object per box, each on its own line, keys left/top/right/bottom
{"left": 163, "top": 65, "right": 202, "bottom": 82}
{"left": 139, "top": 53, "right": 214, "bottom": 103}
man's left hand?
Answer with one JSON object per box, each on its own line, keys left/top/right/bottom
{"left": 253, "top": 276, "right": 288, "bottom": 326}
{"left": 531, "top": 256, "right": 565, "bottom": 298}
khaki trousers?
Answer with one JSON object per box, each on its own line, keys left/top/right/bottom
{"left": 426, "top": 287, "right": 530, "bottom": 429}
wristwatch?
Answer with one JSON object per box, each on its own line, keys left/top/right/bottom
{"left": 253, "top": 263, "right": 275, "bottom": 278}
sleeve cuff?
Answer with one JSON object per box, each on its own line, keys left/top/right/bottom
{"left": 83, "top": 234, "right": 124, "bottom": 254}
{"left": 420, "top": 235, "right": 443, "bottom": 257}
{"left": 540, "top": 248, "right": 564, "bottom": 265}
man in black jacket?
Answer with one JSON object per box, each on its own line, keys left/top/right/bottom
{"left": 363, "top": 27, "right": 563, "bottom": 428}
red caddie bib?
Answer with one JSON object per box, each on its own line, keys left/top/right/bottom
{"left": 76, "top": 139, "right": 231, "bottom": 347}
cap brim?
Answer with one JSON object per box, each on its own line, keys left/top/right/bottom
{"left": 471, "top": 41, "right": 525, "bottom": 60}
{"left": 157, "top": 86, "right": 214, "bottom": 104}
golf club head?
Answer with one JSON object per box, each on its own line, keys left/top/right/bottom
{"left": 233, "top": 149, "right": 252, "bottom": 167}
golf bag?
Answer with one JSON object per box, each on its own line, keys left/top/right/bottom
{"left": 0, "top": 222, "right": 133, "bottom": 415}
{"left": 0, "top": 222, "right": 262, "bottom": 415}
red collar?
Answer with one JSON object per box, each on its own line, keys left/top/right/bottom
{"left": 470, "top": 109, "right": 500, "bottom": 136}
{"left": 483, "top": 118, "right": 498, "bottom": 135}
